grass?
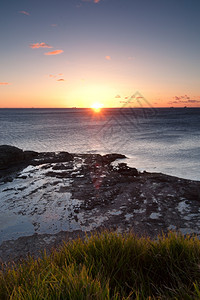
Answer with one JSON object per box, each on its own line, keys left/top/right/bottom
{"left": 0, "top": 231, "right": 200, "bottom": 299}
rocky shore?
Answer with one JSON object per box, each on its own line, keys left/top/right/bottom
{"left": 0, "top": 145, "right": 200, "bottom": 264}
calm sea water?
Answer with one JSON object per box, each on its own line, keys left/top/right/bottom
{"left": 0, "top": 108, "right": 200, "bottom": 180}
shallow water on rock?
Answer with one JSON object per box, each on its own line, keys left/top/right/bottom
{"left": 0, "top": 163, "right": 83, "bottom": 244}
{"left": 1, "top": 153, "right": 200, "bottom": 247}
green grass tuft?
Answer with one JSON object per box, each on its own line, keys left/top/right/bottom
{"left": 1, "top": 231, "right": 200, "bottom": 299}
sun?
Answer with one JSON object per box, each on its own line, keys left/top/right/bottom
{"left": 91, "top": 102, "right": 103, "bottom": 113}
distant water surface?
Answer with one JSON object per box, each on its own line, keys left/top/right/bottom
{"left": 0, "top": 107, "right": 200, "bottom": 180}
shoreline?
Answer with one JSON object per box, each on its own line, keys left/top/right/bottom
{"left": 0, "top": 145, "right": 200, "bottom": 263}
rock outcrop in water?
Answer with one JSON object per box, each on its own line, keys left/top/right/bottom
{"left": 0, "top": 145, "right": 38, "bottom": 170}
{"left": 0, "top": 145, "right": 75, "bottom": 170}
{"left": 0, "top": 146, "right": 200, "bottom": 264}
{"left": 0, "top": 145, "right": 74, "bottom": 182}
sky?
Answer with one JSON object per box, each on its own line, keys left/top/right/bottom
{"left": 0, "top": 0, "right": 200, "bottom": 108}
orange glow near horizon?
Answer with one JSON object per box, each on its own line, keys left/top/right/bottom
{"left": 66, "top": 84, "right": 118, "bottom": 108}
{"left": 1, "top": 82, "right": 200, "bottom": 108}
{"left": 91, "top": 102, "right": 103, "bottom": 113}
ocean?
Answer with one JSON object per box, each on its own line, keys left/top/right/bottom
{"left": 0, "top": 107, "right": 200, "bottom": 181}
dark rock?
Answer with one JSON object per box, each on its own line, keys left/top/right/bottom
{"left": 0, "top": 145, "right": 38, "bottom": 170}
{"left": 45, "top": 171, "right": 70, "bottom": 178}
{"left": 84, "top": 154, "right": 103, "bottom": 165}
{"left": 84, "top": 153, "right": 126, "bottom": 166}
{"left": 24, "top": 151, "right": 38, "bottom": 160}
{"left": 33, "top": 152, "right": 73, "bottom": 165}
{"left": 19, "top": 175, "right": 27, "bottom": 179}
{"left": 52, "top": 163, "right": 73, "bottom": 170}
{"left": 45, "top": 171, "right": 57, "bottom": 177}
{"left": 116, "top": 163, "right": 139, "bottom": 176}
{"left": 3, "top": 176, "right": 13, "bottom": 183}
{"left": 41, "top": 164, "right": 52, "bottom": 169}
{"left": 59, "top": 152, "right": 74, "bottom": 161}
{"left": 102, "top": 153, "right": 126, "bottom": 164}
{"left": 0, "top": 145, "right": 24, "bottom": 169}
{"left": 183, "top": 185, "right": 200, "bottom": 201}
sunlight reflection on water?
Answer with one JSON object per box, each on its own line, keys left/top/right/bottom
{"left": 0, "top": 108, "right": 200, "bottom": 180}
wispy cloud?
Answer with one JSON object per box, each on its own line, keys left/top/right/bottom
{"left": 187, "top": 100, "right": 200, "bottom": 103}
{"left": 105, "top": 55, "right": 111, "bottom": 60}
{"left": 174, "top": 95, "right": 190, "bottom": 101}
{"left": 115, "top": 95, "right": 121, "bottom": 98}
{"left": 30, "top": 42, "right": 52, "bottom": 49}
{"left": 82, "top": 0, "right": 101, "bottom": 3}
{"left": 77, "top": 1, "right": 100, "bottom": 8}
{"left": 49, "top": 73, "right": 65, "bottom": 81}
{"left": 19, "top": 11, "right": 30, "bottom": 16}
{"left": 168, "top": 95, "right": 200, "bottom": 105}
{"left": 44, "top": 50, "right": 64, "bottom": 56}
{"left": 0, "top": 82, "right": 10, "bottom": 85}
{"left": 51, "top": 24, "right": 57, "bottom": 27}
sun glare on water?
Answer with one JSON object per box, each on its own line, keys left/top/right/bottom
{"left": 91, "top": 102, "right": 103, "bottom": 113}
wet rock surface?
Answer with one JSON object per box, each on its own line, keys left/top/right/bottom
{"left": 0, "top": 148, "right": 200, "bottom": 264}
{"left": 0, "top": 145, "right": 38, "bottom": 170}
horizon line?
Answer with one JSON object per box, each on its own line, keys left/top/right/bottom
{"left": 0, "top": 106, "right": 199, "bottom": 109}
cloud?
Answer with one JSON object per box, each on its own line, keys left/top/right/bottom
{"left": 187, "top": 100, "right": 200, "bottom": 103}
{"left": 30, "top": 42, "right": 52, "bottom": 49}
{"left": 0, "top": 82, "right": 10, "bottom": 85}
{"left": 51, "top": 24, "right": 57, "bottom": 27}
{"left": 174, "top": 95, "right": 191, "bottom": 101}
{"left": 82, "top": 0, "right": 101, "bottom": 3}
{"left": 44, "top": 50, "right": 64, "bottom": 55}
{"left": 175, "top": 96, "right": 181, "bottom": 100}
{"left": 115, "top": 95, "right": 121, "bottom": 98}
{"left": 105, "top": 56, "right": 111, "bottom": 60}
{"left": 19, "top": 11, "right": 30, "bottom": 16}
{"left": 171, "top": 95, "right": 200, "bottom": 105}
{"left": 131, "top": 95, "right": 135, "bottom": 98}
{"left": 168, "top": 101, "right": 178, "bottom": 104}
{"left": 49, "top": 73, "right": 65, "bottom": 80}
